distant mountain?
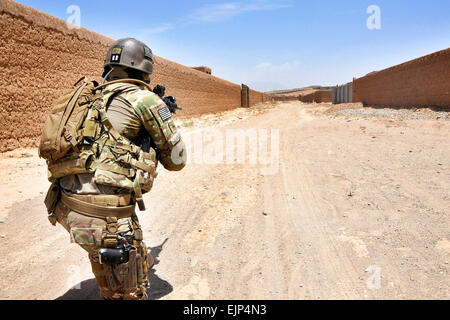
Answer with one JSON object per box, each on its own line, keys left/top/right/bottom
{"left": 266, "top": 85, "right": 334, "bottom": 96}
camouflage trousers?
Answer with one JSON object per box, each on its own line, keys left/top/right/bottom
{"left": 54, "top": 200, "right": 151, "bottom": 300}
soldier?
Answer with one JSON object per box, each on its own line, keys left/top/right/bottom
{"left": 44, "top": 38, "right": 186, "bottom": 300}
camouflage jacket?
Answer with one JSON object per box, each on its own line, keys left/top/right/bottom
{"left": 59, "top": 81, "right": 186, "bottom": 195}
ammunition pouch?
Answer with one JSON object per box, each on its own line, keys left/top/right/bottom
{"left": 133, "top": 228, "right": 143, "bottom": 242}
{"left": 44, "top": 181, "right": 61, "bottom": 226}
{"left": 47, "top": 149, "right": 95, "bottom": 181}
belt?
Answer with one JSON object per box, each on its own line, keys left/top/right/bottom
{"left": 71, "top": 193, "right": 132, "bottom": 207}
{"left": 61, "top": 192, "right": 135, "bottom": 220}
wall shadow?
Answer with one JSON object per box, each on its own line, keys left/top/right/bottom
{"left": 56, "top": 238, "right": 172, "bottom": 300}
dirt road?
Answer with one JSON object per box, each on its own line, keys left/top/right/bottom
{"left": 0, "top": 102, "right": 448, "bottom": 300}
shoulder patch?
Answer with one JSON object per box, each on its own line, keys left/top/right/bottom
{"left": 129, "top": 91, "right": 161, "bottom": 111}
{"left": 157, "top": 106, "right": 172, "bottom": 122}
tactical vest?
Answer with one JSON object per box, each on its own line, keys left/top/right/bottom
{"left": 40, "top": 78, "right": 158, "bottom": 210}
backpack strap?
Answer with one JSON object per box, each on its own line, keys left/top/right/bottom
{"left": 88, "top": 82, "right": 153, "bottom": 211}
{"left": 73, "top": 76, "right": 88, "bottom": 87}
{"left": 93, "top": 78, "right": 152, "bottom": 92}
{"left": 61, "top": 81, "right": 91, "bottom": 154}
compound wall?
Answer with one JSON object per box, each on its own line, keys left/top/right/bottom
{"left": 249, "top": 88, "right": 271, "bottom": 106}
{"left": 270, "top": 95, "right": 299, "bottom": 102}
{"left": 300, "top": 93, "right": 314, "bottom": 103}
{"left": 353, "top": 48, "right": 450, "bottom": 107}
{"left": 313, "top": 90, "right": 332, "bottom": 103}
{"left": 0, "top": 0, "right": 266, "bottom": 152}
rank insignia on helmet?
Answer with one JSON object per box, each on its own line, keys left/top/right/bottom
{"left": 111, "top": 54, "right": 121, "bottom": 62}
{"left": 111, "top": 47, "right": 123, "bottom": 62}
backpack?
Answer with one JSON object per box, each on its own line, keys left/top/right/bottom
{"left": 39, "top": 77, "right": 157, "bottom": 211}
{"left": 39, "top": 77, "right": 154, "bottom": 161}
{"left": 39, "top": 77, "right": 97, "bottom": 161}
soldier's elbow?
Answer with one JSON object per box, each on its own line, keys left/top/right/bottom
{"left": 160, "top": 141, "right": 187, "bottom": 171}
{"left": 162, "top": 161, "right": 186, "bottom": 172}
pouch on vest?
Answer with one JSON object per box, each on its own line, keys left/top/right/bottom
{"left": 44, "top": 181, "right": 61, "bottom": 226}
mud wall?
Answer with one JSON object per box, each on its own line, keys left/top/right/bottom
{"left": 249, "top": 88, "right": 271, "bottom": 106}
{"left": 285, "top": 96, "right": 300, "bottom": 102}
{"left": 0, "top": 0, "right": 266, "bottom": 152}
{"left": 314, "top": 90, "right": 332, "bottom": 103}
{"left": 301, "top": 93, "right": 314, "bottom": 103}
{"left": 353, "top": 48, "right": 450, "bottom": 107}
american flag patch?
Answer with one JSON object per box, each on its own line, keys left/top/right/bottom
{"left": 157, "top": 106, "right": 172, "bottom": 122}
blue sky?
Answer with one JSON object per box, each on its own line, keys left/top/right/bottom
{"left": 16, "top": 0, "right": 450, "bottom": 91}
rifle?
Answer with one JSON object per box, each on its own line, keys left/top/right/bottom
{"left": 152, "top": 84, "right": 183, "bottom": 114}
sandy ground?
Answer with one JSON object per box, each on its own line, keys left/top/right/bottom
{"left": 0, "top": 101, "right": 448, "bottom": 300}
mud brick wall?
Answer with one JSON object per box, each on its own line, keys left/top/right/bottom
{"left": 270, "top": 95, "right": 299, "bottom": 102}
{"left": 301, "top": 93, "right": 314, "bottom": 103}
{"left": 271, "top": 96, "right": 284, "bottom": 102}
{"left": 353, "top": 48, "right": 450, "bottom": 107}
{"left": 249, "top": 88, "right": 270, "bottom": 106}
{"left": 285, "top": 96, "right": 300, "bottom": 101}
{"left": 0, "top": 0, "right": 266, "bottom": 152}
{"left": 314, "top": 90, "right": 332, "bottom": 103}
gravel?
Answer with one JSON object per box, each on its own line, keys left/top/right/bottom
{"left": 334, "top": 107, "right": 450, "bottom": 121}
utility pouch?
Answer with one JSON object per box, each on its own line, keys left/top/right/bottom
{"left": 136, "top": 245, "right": 149, "bottom": 287}
{"left": 134, "top": 229, "right": 143, "bottom": 242}
{"left": 47, "top": 149, "right": 95, "bottom": 181}
{"left": 137, "top": 149, "right": 157, "bottom": 194}
{"left": 44, "top": 181, "right": 61, "bottom": 226}
{"left": 136, "top": 252, "right": 145, "bottom": 285}
{"left": 104, "top": 247, "right": 138, "bottom": 294}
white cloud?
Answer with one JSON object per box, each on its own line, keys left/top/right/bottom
{"left": 144, "top": 1, "right": 291, "bottom": 34}
{"left": 255, "top": 60, "right": 301, "bottom": 71}
{"left": 146, "top": 23, "right": 175, "bottom": 34}
{"left": 186, "top": 1, "right": 292, "bottom": 23}
{"left": 255, "top": 62, "right": 273, "bottom": 69}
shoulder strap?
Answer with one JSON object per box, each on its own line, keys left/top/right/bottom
{"left": 93, "top": 79, "right": 152, "bottom": 92}
{"left": 93, "top": 79, "right": 149, "bottom": 143}
{"left": 90, "top": 80, "right": 153, "bottom": 212}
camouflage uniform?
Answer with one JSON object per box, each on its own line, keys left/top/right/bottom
{"left": 54, "top": 82, "right": 186, "bottom": 300}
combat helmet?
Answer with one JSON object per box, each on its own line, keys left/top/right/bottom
{"left": 104, "top": 38, "right": 154, "bottom": 76}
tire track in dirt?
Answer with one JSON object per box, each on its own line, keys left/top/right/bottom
{"left": 0, "top": 102, "right": 448, "bottom": 299}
